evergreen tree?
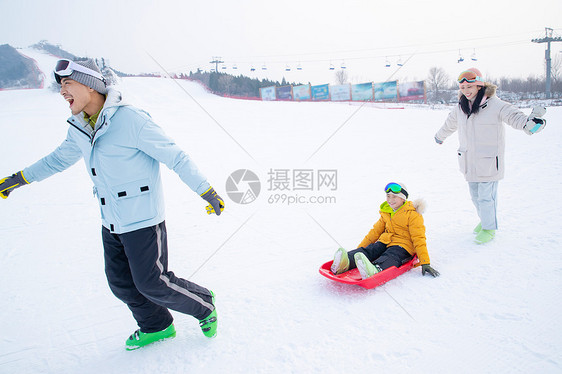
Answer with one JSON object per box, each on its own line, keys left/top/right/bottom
{"left": 208, "top": 71, "right": 219, "bottom": 92}
{"left": 182, "top": 70, "right": 299, "bottom": 98}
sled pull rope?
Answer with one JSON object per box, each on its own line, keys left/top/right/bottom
{"left": 384, "top": 289, "right": 416, "bottom": 321}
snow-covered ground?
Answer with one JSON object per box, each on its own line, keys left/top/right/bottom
{"left": 1, "top": 49, "right": 561, "bottom": 374}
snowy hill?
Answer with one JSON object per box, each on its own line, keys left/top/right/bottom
{"left": 0, "top": 45, "right": 44, "bottom": 89}
{"left": 0, "top": 75, "right": 561, "bottom": 373}
{"left": 16, "top": 47, "right": 61, "bottom": 87}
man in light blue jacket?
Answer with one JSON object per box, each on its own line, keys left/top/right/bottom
{"left": 0, "top": 58, "right": 224, "bottom": 350}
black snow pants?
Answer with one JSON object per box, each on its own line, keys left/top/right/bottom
{"left": 347, "top": 241, "right": 412, "bottom": 271}
{"left": 102, "top": 221, "right": 214, "bottom": 333}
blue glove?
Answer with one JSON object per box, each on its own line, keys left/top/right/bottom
{"left": 434, "top": 136, "right": 443, "bottom": 145}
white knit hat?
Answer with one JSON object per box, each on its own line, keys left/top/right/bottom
{"left": 385, "top": 182, "right": 408, "bottom": 201}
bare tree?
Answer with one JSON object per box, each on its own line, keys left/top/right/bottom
{"left": 551, "top": 54, "right": 561, "bottom": 83}
{"left": 427, "top": 67, "right": 450, "bottom": 103}
{"left": 334, "top": 69, "right": 348, "bottom": 85}
{"left": 552, "top": 55, "right": 562, "bottom": 94}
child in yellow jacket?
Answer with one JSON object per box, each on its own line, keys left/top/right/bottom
{"left": 331, "top": 182, "right": 440, "bottom": 279}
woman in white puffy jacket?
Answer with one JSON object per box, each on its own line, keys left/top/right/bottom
{"left": 434, "top": 68, "right": 546, "bottom": 244}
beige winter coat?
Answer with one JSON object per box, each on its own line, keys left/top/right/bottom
{"left": 435, "top": 84, "right": 528, "bottom": 182}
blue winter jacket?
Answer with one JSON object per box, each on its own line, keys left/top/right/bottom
{"left": 23, "top": 88, "right": 210, "bottom": 234}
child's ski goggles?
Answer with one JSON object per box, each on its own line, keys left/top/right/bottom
{"left": 384, "top": 182, "right": 408, "bottom": 198}
{"left": 54, "top": 59, "right": 105, "bottom": 84}
{"left": 457, "top": 70, "right": 484, "bottom": 84}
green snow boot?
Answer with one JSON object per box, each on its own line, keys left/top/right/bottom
{"left": 475, "top": 229, "right": 495, "bottom": 244}
{"left": 473, "top": 222, "right": 482, "bottom": 234}
{"left": 331, "top": 247, "right": 350, "bottom": 275}
{"left": 125, "top": 323, "right": 176, "bottom": 350}
{"left": 354, "top": 252, "right": 381, "bottom": 280}
{"left": 199, "top": 291, "right": 217, "bottom": 338}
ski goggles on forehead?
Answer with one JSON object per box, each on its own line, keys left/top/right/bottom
{"left": 384, "top": 182, "right": 408, "bottom": 197}
{"left": 457, "top": 70, "right": 484, "bottom": 84}
{"left": 54, "top": 59, "right": 105, "bottom": 83}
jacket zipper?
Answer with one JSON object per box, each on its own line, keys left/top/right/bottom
{"left": 67, "top": 119, "right": 92, "bottom": 140}
{"left": 67, "top": 118, "right": 106, "bottom": 146}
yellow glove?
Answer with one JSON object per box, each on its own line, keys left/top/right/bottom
{"left": 200, "top": 187, "right": 225, "bottom": 215}
{"left": 0, "top": 171, "right": 29, "bottom": 199}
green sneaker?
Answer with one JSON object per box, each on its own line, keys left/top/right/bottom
{"left": 354, "top": 252, "right": 381, "bottom": 280}
{"left": 473, "top": 222, "right": 482, "bottom": 234}
{"left": 199, "top": 291, "right": 217, "bottom": 338}
{"left": 125, "top": 323, "right": 176, "bottom": 350}
{"left": 330, "top": 247, "right": 350, "bottom": 275}
{"left": 475, "top": 229, "right": 495, "bottom": 244}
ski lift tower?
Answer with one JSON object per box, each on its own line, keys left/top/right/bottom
{"left": 532, "top": 27, "right": 562, "bottom": 99}
{"left": 210, "top": 56, "right": 224, "bottom": 73}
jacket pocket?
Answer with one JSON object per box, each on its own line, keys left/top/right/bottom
{"left": 112, "top": 179, "right": 156, "bottom": 226}
{"left": 457, "top": 149, "right": 467, "bottom": 174}
{"left": 475, "top": 155, "right": 499, "bottom": 177}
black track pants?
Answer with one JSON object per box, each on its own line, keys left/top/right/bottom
{"left": 102, "top": 221, "right": 214, "bottom": 333}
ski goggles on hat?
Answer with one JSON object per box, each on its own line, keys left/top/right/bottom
{"left": 54, "top": 59, "right": 105, "bottom": 83}
{"left": 457, "top": 70, "right": 484, "bottom": 84}
{"left": 384, "top": 182, "right": 408, "bottom": 198}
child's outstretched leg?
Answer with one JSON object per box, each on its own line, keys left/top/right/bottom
{"left": 347, "top": 241, "right": 387, "bottom": 269}
{"left": 354, "top": 252, "right": 382, "bottom": 280}
{"left": 373, "top": 245, "right": 412, "bottom": 270}
{"left": 341, "top": 242, "right": 387, "bottom": 279}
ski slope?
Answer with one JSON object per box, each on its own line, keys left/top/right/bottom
{"left": 1, "top": 49, "right": 561, "bottom": 374}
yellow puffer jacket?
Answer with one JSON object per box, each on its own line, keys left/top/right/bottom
{"left": 358, "top": 200, "right": 430, "bottom": 265}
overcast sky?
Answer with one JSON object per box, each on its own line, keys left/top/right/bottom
{"left": 2, "top": 0, "right": 562, "bottom": 85}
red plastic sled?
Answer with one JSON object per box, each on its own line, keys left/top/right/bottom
{"left": 319, "top": 256, "right": 419, "bottom": 289}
